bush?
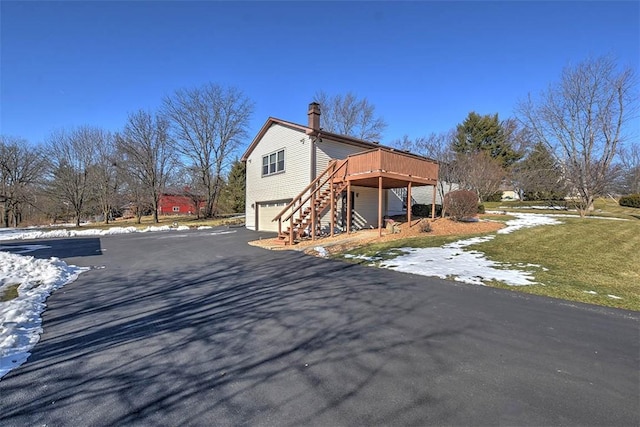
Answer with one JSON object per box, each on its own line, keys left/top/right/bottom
{"left": 477, "top": 204, "right": 486, "bottom": 214}
{"left": 411, "top": 203, "right": 442, "bottom": 218}
{"left": 523, "top": 191, "right": 566, "bottom": 201}
{"left": 484, "top": 192, "right": 503, "bottom": 202}
{"left": 444, "top": 190, "right": 479, "bottom": 221}
{"left": 619, "top": 194, "right": 640, "bottom": 208}
{"left": 418, "top": 220, "right": 432, "bottom": 233}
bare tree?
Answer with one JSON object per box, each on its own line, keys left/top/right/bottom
{"left": 0, "top": 136, "right": 47, "bottom": 227}
{"left": 163, "top": 83, "right": 253, "bottom": 218}
{"left": 313, "top": 91, "right": 387, "bottom": 141}
{"left": 618, "top": 143, "right": 640, "bottom": 194}
{"left": 46, "top": 127, "right": 102, "bottom": 227}
{"left": 455, "top": 151, "right": 506, "bottom": 202}
{"left": 393, "top": 131, "right": 458, "bottom": 217}
{"left": 116, "top": 110, "right": 176, "bottom": 223}
{"left": 91, "top": 131, "right": 119, "bottom": 224}
{"left": 518, "top": 55, "right": 637, "bottom": 216}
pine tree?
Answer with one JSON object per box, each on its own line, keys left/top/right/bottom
{"left": 221, "top": 160, "right": 245, "bottom": 213}
{"left": 452, "top": 112, "right": 521, "bottom": 168}
{"left": 514, "top": 142, "right": 566, "bottom": 201}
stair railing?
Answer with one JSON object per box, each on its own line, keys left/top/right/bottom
{"left": 272, "top": 158, "right": 348, "bottom": 244}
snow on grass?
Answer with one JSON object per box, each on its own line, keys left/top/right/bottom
{"left": 497, "top": 213, "right": 563, "bottom": 234}
{"left": 498, "top": 205, "right": 570, "bottom": 211}
{"left": 0, "top": 251, "right": 88, "bottom": 379}
{"left": 314, "top": 247, "right": 328, "bottom": 257}
{"left": 357, "top": 213, "right": 566, "bottom": 287}
{"left": 0, "top": 225, "right": 193, "bottom": 242}
{"left": 582, "top": 290, "right": 623, "bottom": 300}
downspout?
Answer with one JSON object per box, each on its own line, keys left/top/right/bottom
{"left": 310, "top": 135, "right": 317, "bottom": 182}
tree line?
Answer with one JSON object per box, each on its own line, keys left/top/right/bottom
{"left": 1, "top": 55, "right": 637, "bottom": 227}
{"left": 394, "top": 55, "right": 638, "bottom": 217}
{"left": 0, "top": 83, "right": 252, "bottom": 227}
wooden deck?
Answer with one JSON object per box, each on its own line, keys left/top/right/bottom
{"left": 272, "top": 147, "right": 439, "bottom": 245}
{"left": 336, "top": 148, "right": 438, "bottom": 188}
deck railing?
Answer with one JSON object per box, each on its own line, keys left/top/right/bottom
{"left": 340, "top": 148, "right": 438, "bottom": 181}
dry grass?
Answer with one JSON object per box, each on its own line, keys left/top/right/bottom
{"left": 0, "top": 283, "right": 20, "bottom": 302}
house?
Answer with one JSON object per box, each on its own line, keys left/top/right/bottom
{"left": 241, "top": 103, "right": 439, "bottom": 245}
{"left": 157, "top": 193, "right": 204, "bottom": 216}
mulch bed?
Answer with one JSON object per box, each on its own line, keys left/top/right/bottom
{"left": 248, "top": 216, "right": 506, "bottom": 255}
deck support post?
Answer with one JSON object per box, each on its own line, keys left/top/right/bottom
{"left": 289, "top": 216, "right": 294, "bottom": 245}
{"left": 330, "top": 176, "right": 335, "bottom": 237}
{"left": 407, "top": 181, "right": 412, "bottom": 226}
{"left": 378, "top": 176, "right": 383, "bottom": 237}
{"left": 346, "top": 183, "right": 352, "bottom": 235}
{"left": 431, "top": 184, "right": 437, "bottom": 220}
{"left": 311, "top": 191, "right": 316, "bottom": 241}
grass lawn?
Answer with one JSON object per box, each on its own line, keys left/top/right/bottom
{"left": 484, "top": 197, "right": 640, "bottom": 220}
{"left": 336, "top": 205, "right": 640, "bottom": 311}
{"left": 469, "top": 217, "right": 640, "bottom": 311}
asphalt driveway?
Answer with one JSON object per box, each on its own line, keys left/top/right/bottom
{"left": 0, "top": 226, "right": 638, "bottom": 426}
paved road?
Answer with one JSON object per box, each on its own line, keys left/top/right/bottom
{"left": 0, "top": 227, "right": 638, "bottom": 426}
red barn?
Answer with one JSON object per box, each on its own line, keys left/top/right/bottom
{"left": 157, "top": 194, "right": 205, "bottom": 216}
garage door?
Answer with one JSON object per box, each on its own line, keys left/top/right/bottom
{"left": 257, "top": 201, "right": 291, "bottom": 232}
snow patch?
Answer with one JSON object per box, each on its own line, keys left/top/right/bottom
{"left": 0, "top": 251, "right": 88, "bottom": 379}
{"left": 314, "top": 247, "right": 328, "bottom": 257}
{"left": 0, "top": 225, "right": 196, "bottom": 242}
{"left": 351, "top": 213, "right": 565, "bottom": 287}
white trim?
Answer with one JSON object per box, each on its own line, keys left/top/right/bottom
{"left": 262, "top": 148, "right": 286, "bottom": 177}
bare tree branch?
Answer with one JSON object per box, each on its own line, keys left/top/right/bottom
{"left": 116, "top": 110, "right": 177, "bottom": 223}
{"left": 518, "top": 55, "right": 638, "bottom": 216}
{"left": 313, "top": 91, "right": 387, "bottom": 141}
{"left": 163, "top": 83, "right": 253, "bottom": 218}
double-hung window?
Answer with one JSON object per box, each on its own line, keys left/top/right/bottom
{"left": 262, "top": 149, "right": 285, "bottom": 176}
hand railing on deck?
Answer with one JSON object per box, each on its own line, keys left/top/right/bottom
{"left": 272, "top": 158, "right": 348, "bottom": 242}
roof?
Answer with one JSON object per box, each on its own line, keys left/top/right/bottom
{"left": 240, "top": 117, "right": 437, "bottom": 164}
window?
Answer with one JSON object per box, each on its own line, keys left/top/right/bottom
{"left": 172, "top": 206, "right": 180, "bottom": 212}
{"left": 262, "top": 149, "right": 285, "bottom": 176}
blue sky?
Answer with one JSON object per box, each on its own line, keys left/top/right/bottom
{"left": 1, "top": 1, "right": 638, "bottom": 148}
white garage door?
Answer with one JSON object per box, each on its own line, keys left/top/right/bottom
{"left": 258, "top": 201, "right": 290, "bottom": 232}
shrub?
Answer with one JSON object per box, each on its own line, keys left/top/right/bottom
{"left": 411, "top": 203, "right": 442, "bottom": 218}
{"left": 477, "top": 204, "right": 486, "bottom": 214}
{"left": 619, "top": 194, "right": 640, "bottom": 208}
{"left": 444, "top": 190, "right": 479, "bottom": 221}
{"left": 418, "top": 220, "right": 432, "bottom": 233}
{"left": 484, "top": 192, "right": 504, "bottom": 202}
{"left": 523, "top": 191, "right": 566, "bottom": 201}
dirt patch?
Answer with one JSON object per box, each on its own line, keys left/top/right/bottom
{"left": 248, "top": 216, "right": 505, "bottom": 255}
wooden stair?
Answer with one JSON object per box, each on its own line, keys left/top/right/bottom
{"left": 275, "top": 181, "right": 346, "bottom": 245}
{"left": 272, "top": 159, "right": 349, "bottom": 246}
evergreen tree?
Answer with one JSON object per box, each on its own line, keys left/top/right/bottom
{"left": 513, "top": 142, "right": 566, "bottom": 200}
{"left": 220, "top": 160, "right": 245, "bottom": 213}
{"left": 452, "top": 112, "right": 521, "bottom": 168}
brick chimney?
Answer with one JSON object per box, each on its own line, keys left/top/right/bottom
{"left": 306, "top": 102, "right": 321, "bottom": 135}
